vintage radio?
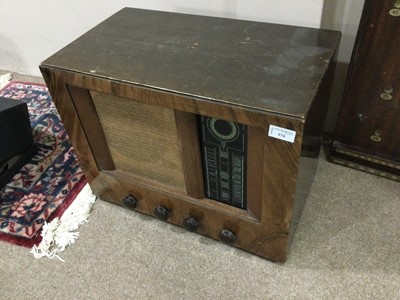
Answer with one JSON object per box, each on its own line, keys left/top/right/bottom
{"left": 40, "top": 8, "right": 340, "bottom": 262}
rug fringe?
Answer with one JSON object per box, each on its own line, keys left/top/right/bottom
{"left": 30, "top": 184, "right": 96, "bottom": 261}
{"left": 0, "top": 72, "right": 13, "bottom": 90}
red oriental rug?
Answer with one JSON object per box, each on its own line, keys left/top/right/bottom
{"left": 0, "top": 81, "right": 87, "bottom": 249}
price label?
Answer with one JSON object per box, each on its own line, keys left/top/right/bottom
{"left": 268, "top": 125, "right": 296, "bottom": 143}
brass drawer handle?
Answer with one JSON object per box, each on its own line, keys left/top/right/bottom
{"left": 380, "top": 87, "right": 393, "bottom": 100}
{"left": 370, "top": 130, "right": 382, "bottom": 142}
{"left": 380, "top": 93, "right": 393, "bottom": 100}
{"left": 370, "top": 135, "right": 382, "bottom": 142}
{"left": 389, "top": 0, "right": 400, "bottom": 16}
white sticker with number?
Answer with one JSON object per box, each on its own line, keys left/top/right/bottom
{"left": 268, "top": 125, "right": 296, "bottom": 143}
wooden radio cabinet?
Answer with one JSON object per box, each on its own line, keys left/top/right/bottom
{"left": 40, "top": 8, "right": 340, "bottom": 262}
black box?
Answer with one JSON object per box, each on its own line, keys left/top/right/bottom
{"left": 0, "top": 97, "right": 36, "bottom": 188}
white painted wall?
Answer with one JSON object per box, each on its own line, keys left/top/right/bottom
{"left": 321, "top": 0, "right": 365, "bottom": 130}
{"left": 321, "top": 0, "right": 365, "bottom": 62}
{"left": 0, "top": 0, "right": 325, "bottom": 76}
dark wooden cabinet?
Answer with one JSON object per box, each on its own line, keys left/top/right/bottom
{"left": 329, "top": 0, "right": 400, "bottom": 180}
{"left": 40, "top": 8, "right": 340, "bottom": 262}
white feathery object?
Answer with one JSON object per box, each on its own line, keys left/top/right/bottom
{"left": 0, "top": 72, "right": 12, "bottom": 89}
{"left": 30, "top": 183, "right": 96, "bottom": 261}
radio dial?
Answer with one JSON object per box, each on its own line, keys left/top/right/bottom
{"left": 208, "top": 118, "right": 239, "bottom": 142}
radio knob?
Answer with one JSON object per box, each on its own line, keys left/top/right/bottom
{"left": 122, "top": 195, "right": 137, "bottom": 210}
{"left": 154, "top": 206, "right": 170, "bottom": 221}
{"left": 219, "top": 229, "right": 236, "bottom": 244}
{"left": 183, "top": 217, "right": 199, "bottom": 232}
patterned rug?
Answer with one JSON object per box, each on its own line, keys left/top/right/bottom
{"left": 0, "top": 81, "right": 87, "bottom": 247}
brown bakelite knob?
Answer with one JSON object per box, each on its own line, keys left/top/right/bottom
{"left": 154, "top": 206, "right": 170, "bottom": 221}
{"left": 183, "top": 217, "right": 199, "bottom": 232}
{"left": 219, "top": 229, "right": 236, "bottom": 244}
{"left": 123, "top": 195, "right": 137, "bottom": 210}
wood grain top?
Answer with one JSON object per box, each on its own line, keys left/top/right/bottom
{"left": 41, "top": 7, "right": 340, "bottom": 117}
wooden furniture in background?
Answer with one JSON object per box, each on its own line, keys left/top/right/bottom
{"left": 40, "top": 8, "right": 340, "bottom": 262}
{"left": 329, "top": 0, "right": 400, "bottom": 180}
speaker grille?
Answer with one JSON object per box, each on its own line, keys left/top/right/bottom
{"left": 90, "top": 91, "right": 185, "bottom": 190}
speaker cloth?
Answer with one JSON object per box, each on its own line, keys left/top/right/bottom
{"left": 91, "top": 91, "right": 185, "bottom": 190}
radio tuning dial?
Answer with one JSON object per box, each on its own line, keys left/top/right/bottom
{"left": 219, "top": 229, "right": 236, "bottom": 244}
{"left": 122, "top": 195, "right": 137, "bottom": 210}
{"left": 183, "top": 217, "right": 199, "bottom": 232}
{"left": 208, "top": 118, "right": 239, "bottom": 142}
{"left": 154, "top": 206, "right": 170, "bottom": 221}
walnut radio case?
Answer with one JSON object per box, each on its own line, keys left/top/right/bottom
{"left": 40, "top": 8, "right": 340, "bottom": 262}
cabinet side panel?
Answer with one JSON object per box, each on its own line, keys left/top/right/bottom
{"left": 40, "top": 67, "right": 100, "bottom": 181}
